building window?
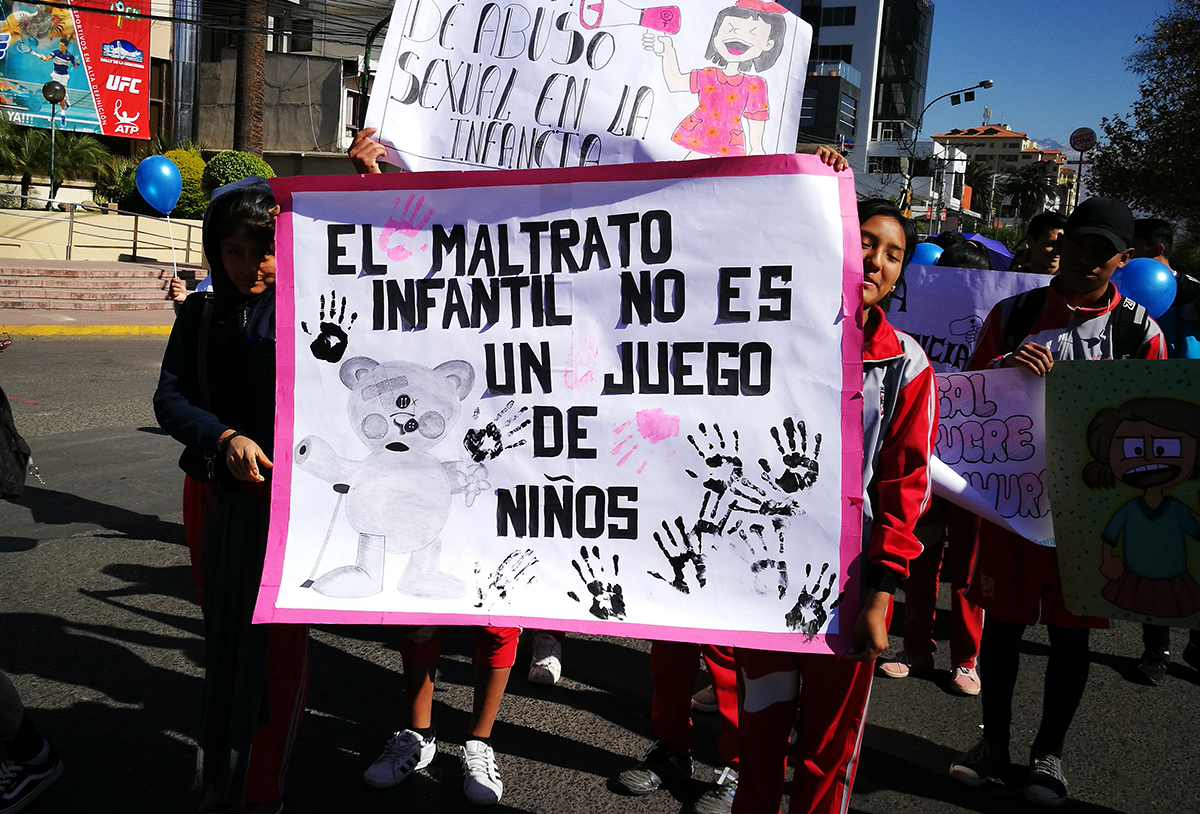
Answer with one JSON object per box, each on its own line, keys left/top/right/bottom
{"left": 838, "top": 92, "right": 857, "bottom": 131}
{"left": 816, "top": 44, "right": 852, "bottom": 63}
{"left": 292, "top": 18, "right": 314, "bottom": 53}
{"left": 868, "top": 156, "right": 903, "bottom": 175}
{"left": 800, "top": 88, "right": 817, "bottom": 128}
{"left": 821, "top": 6, "right": 857, "bottom": 26}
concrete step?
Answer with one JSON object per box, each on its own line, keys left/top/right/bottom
{"left": 0, "top": 287, "right": 170, "bottom": 302}
{"left": 0, "top": 276, "right": 169, "bottom": 290}
{"left": 0, "top": 299, "right": 174, "bottom": 311}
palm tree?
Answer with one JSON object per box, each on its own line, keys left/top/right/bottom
{"left": 1002, "top": 162, "right": 1056, "bottom": 222}
{"left": 46, "top": 132, "right": 110, "bottom": 201}
{"left": 8, "top": 129, "right": 50, "bottom": 207}
{"left": 965, "top": 160, "right": 994, "bottom": 221}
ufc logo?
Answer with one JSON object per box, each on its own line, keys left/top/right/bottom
{"left": 105, "top": 75, "right": 142, "bottom": 93}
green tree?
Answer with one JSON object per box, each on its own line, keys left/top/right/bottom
{"left": 1090, "top": 0, "right": 1200, "bottom": 230}
{"left": 1002, "top": 162, "right": 1055, "bottom": 222}
{"left": 45, "top": 132, "right": 110, "bottom": 201}
{"left": 202, "top": 150, "right": 275, "bottom": 195}
{"left": 163, "top": 148, "right": 208, "bottom": 219}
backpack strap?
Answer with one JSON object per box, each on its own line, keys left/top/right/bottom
{"left": 1002, "top": 287, "right": 1050, "bottom": 354}
{"left": 1110, "top": 295, "right": 1150, "bottom": 360}
{"left": 196, "top": 293, "right": 216, "bottom": 412}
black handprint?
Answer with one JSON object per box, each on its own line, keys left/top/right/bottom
{"left": 474, "top": 548, "right": 538, "bottom": 609}
{"left": 760, "top": 417, "right": 822, "bottom": 494}
{"left": 728, "top": 517, "right": 789, "bottom": 599}
{"left": 647, "top": 515, "right": 707, "bottom": 594}
{"left": 567, "top": 545, "right": 626, "bottom": 620}
{"left": 464, "top": 401, "right": 531, "bottom": 463}
{"left": 784, "top": 562, "right": 837, "bottom": 640}
{"left": 302, "top": 290, "right": 357, "bottom": 363}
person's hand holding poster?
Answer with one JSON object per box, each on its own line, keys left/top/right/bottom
{"left": 363, "top": 0, "right": 812, "bottom": 171}
{"left": 254, "top": 154, "right": 864, "bottom": 654}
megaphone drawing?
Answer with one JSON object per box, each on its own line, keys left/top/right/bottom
{"left": 579, "top": 1, "right": 682, "bottom": 34}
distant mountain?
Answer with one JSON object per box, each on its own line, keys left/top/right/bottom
{"left": 1032, "top": 137, "right": 1081, "bottom": 162}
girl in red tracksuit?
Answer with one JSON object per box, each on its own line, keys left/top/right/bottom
{"left": 733, "top": 198, "right": 937, "bottom": 814}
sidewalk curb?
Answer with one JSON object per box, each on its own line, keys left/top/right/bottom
{"left": 4, "top": 325, "right": 173, "bottom": 336}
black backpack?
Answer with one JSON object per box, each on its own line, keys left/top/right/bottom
{"left": 1001, "top": 287, "right": 1150, "bottom": 359}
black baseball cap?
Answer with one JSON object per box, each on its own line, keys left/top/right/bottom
{"left": 1065, "top": 197, "right": 1135, "bottom": 253}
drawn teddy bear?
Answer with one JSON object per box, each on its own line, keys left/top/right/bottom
{"left": 295, "top": 355, "right": 487, "bottom": 599}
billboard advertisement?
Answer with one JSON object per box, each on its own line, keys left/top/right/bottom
{"left": 0, "top": 0, "right": 150, "bottom": 138}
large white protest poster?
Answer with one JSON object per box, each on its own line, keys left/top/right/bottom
{"left": 934, "top": 368, "right": 1053, "bottom": 546}
{"left": 888, "top": 265, "right": 1046, "bottom": 373}
{"left": 363, "top": 0, "right": 812, "bottom": 171}
{"left": 254, "top": 155, "right": 864, "bottom": 654}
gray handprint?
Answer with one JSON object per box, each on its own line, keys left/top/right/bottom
{"left": 728, "top": 518, "right": 789, "bottom": 599}
{"left": 474, "top": 548, "right": 538, "bottom": 610}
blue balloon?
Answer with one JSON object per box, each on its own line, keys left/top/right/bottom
{"left": 135, "top": 155, "right": 182, "bottom": 215}
{"left": 910, "top": 242, "right": 943, "bottom": 266}
{"left": 1112, "top": 257, "right": 1176, "bottom": 319}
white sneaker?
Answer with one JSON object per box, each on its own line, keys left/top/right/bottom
{"left": 528, "top": 632, "right": 563, "bottom": 685}
{"left": 461, "top": 740, "right": 503, "bottom": 805}
{"left": 362, "top": 729, "right": 436, "bottom": 788}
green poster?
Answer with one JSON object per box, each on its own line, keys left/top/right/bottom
{"left": 1047, "top": 360, "right": 1200, "bottom": 628}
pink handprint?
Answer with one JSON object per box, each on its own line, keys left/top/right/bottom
{"left": 378, "top": 194, "right": 434, "bottom": 262}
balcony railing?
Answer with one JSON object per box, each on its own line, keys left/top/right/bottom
{"left": 807, "top": 60, "right": 861, "bottom": 88}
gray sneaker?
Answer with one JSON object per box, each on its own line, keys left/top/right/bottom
{"left": 1023, "top": 752, "right": 1067, "bottom": 807}
{"left": 616, "top": 742, "right": 692, "bottom": 795}
{"left": 692, "top": 766, "right": 737, "bottom": 814}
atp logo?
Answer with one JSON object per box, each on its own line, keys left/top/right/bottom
{"left": 112, "top": 98, "right": 140, "bottom": 134}
{"left": 106, "top": 75, "right": 142, "bottom": 94}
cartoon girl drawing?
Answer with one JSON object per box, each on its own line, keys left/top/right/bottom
{"left": 1083, "top": 397, "right": 1200, "bottom": 618}
{"left": 643, "top": 0, "right": 788, "bottom": 158}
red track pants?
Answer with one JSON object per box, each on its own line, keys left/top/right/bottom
{"left": 903, "top": 504, "right": 983, "bottom": 668}
{"left": 183, "top": 476, "right": 310, "bottom": 805}
{"left": 650, "top": 641, "right": 739, "bottom": 766}
{"left": 733, "top": 616, "right": 889, "bottom": 814}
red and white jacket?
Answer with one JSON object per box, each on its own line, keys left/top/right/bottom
{"left": 969, "top": 281, "right": 1167, "bottom": 370}
{"left": 862, "top": 306, "right": 938, "bottom": 593}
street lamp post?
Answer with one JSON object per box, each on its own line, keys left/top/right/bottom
{"left": 902, "top": 79, "right": 993, "bottom": 229}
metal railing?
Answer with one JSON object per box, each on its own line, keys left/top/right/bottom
{"left": 0, "top": 194, "right": 203, "bottom": 263}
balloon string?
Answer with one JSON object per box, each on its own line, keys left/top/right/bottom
{"left": 166, "top": 214, "right": 179, "bottom": 281}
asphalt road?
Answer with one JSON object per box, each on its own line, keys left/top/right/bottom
{"left": 0, "top": 336, "right": 1197, "bottom": 814}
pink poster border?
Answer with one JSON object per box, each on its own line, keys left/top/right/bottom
{"left": 256, "top": 154, "right": 864, "bottom": 655}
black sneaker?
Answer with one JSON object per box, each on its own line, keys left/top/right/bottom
{"left": 949, "top": 737, "right": 1008, "bottom": 787}
{"left": 616, "top": 742, "right": 692, "bottom": 795}
{"left": 1023, "top": 751, "right": 1067, "bottom": 807}
{"left": 692, "top": 766, "right": 737, "bottom": 814}
{"left": 1137, "top": 650, "right": 1170, "bottom": 685}
{"left": 1183, "top": 642, "right": 1200, "bottom": 672}
{"left": 0, "top": 748, "right": 63, "bottom": 813}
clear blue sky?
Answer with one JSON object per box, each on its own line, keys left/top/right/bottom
{"left": 919, "top": 0, "right": 1173, "bottom": 148}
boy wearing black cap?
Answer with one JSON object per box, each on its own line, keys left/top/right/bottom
{"left": 948, "top": 197, "right": 1166, "bottom": 807}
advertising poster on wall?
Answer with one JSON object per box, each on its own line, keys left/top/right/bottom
{"left": 0, "top": 0, "right": 150, "bottom": 138}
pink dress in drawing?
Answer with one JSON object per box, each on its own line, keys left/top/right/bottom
{"left": 672, "top": 68, "right": 769, "bottom": 156}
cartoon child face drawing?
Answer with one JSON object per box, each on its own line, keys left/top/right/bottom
{"left": 711, "top": 9, "right": 777, "bottom": 68}
{"left": 1084, "top": 398, "right": 1200, "bottom": 620}
{"left": 1107, "top": 419, "right": 1198, "bottom": 491}
{"left": 644, "top": 0, "right": 789, "bottom": 158}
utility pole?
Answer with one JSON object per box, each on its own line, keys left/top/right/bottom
{"left": 233, "top": 0, "right": 267, "bottom": 156}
